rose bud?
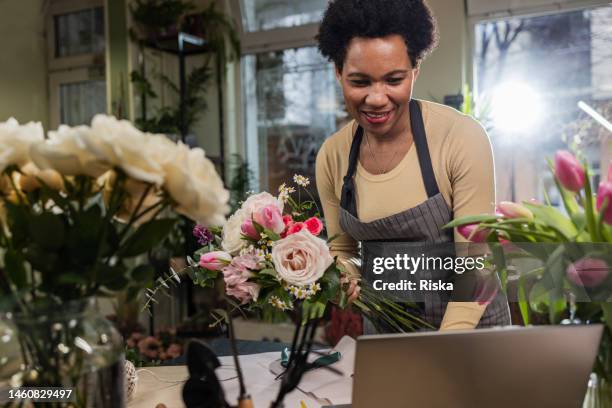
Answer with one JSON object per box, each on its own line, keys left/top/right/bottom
{"left": 286, "top": 221, "right": 305, "bottom": 236}
{"left": 457, "top": 223, "right": 490, "bottom": 243}
{"left": 498, "top": 201, "right": 534, "bottom": 220}
{"left": 597, "top": 182, "right": 612, "bottom": 225}
{"left": 554, "top": 150, "right": 585, "bottom": 192}
{"left": 253, "top": 204, "right": 285, "bottom": 234}
{"left": 199, "top": 251, "right": 232, "bottom": 271}
{"left": 304, "top": 217, "right": 324, "bottom": 236}
{"left": 566, "top": 257, "right": 609, "bottom": 288}
{"left": 240, "top": 218, "right": 260, "bottom": 240}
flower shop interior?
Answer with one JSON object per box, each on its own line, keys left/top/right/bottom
{"left": 1, "top": 0, "right": 612, "bottom": 407}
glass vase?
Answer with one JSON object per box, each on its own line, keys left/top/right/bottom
{"left": 1, "top": 297, "right": 125, "bottom": 407}
{"left": 584, "top": 373, "right": 612, "bottom": 408}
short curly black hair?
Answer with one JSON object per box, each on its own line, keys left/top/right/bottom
{"left": 317, "top": 0, "right": 438, "bottom": 71}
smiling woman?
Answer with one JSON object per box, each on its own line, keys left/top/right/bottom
{"left": 315, "top": 0, "right": 511, "bottom": 332}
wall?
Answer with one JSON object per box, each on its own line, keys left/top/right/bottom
{"left": 0, "top": 0, "right": 48, "bottom": 126}
{"left": 413, "top": 0, "right": 467, "bottom": 102}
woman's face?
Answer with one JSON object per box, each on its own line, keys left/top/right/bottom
{"left": 337, "top": 35, "right": 419, "bottom": 138}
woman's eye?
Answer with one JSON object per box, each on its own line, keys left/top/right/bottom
{"left": 387, "top": 77, "right": 404, "bottom": 85}
{"left": 350, "top": 80, "right": 370, "bottom": 87}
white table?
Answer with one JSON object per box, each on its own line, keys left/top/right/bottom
{"left": 129, "top": 342, "right": 355, "bottom": 408}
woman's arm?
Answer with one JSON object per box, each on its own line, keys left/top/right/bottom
{"left": 440, "top": 116, "right": 496, "bottom": 330}
{"left": 315, "top": 139, "right": 361, "bottom": 281}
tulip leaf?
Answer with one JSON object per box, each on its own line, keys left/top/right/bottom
{"left": 258, "top": 268, "right": 278, "bottom": 278}
{"left": 443, "top": 214, "right": 500, "bottom": 229}
{"left": 602, "top": 303, "right": 612, "bottom": 331}
{"left": 523, "top": 203, "right": 577, "bottom": 239}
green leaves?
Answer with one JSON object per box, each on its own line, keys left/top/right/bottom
{"left": 119, "top": 218, "right": 177, "bottom": 257}
{"left": 4, "top": 250, "right": 27, "bottom": 289}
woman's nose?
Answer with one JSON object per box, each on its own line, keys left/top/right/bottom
{"left": 364, "top": 84, "right": 389, "bottom": 107}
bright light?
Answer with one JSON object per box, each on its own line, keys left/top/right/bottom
{"left": 490, "top": 82, "right": 544, "bottom": 134}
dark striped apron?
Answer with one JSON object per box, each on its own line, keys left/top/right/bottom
{"left": 339, "top": 99, "right": 511, "bottom": 331}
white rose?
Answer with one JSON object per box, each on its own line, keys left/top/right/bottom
{"left": 271, "top": 229, "right": 333, "bottom": 286}
{"left": 30, "top": 125, "right": 110, "bottom": 178}
{"left": 241, "top": 192, "right": 283, "bottom": 216}
{"left": 221, "top": 208, "right": 248, "bottom": 255}
{"left": 84, "top": 115, "right": 166, "bottom": 185}
{"left": 18, "top": 162, "right": 64, "bottom": 192}
{"left": 162, "top": 142, "right": 229, "bottom": 227}
{"left": 0, "top": 118, "right": 44, "bottom": 173}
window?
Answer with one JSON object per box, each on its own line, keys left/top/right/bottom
{"left": 243, "top": 47, "right": 346, "bottom": 193}
{"left": 46, "top": 1, "right": 106, "bottom": 128}
{"left": 473, "top": 5, "right": 612, "bottom": 202}
{"left": 240, "top": 0, "right": 327, "bottom": 32}
{"left": 54, "top": 7, "right": 105, "bottom": 57}
{"left": 59, "top": 80, "right": 106, "bottom": 126}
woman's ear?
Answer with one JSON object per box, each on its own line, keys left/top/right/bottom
{"left": 335, "top": 66, "right": 342, "bottom": 83}
{"left": 413, "top": 67, "right": 420, "bottom": 81}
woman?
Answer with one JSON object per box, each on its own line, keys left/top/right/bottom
{"left": 315, "top": 0, "right": 510, "bottom": 330}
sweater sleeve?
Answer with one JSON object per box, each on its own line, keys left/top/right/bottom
{"left": 315, "top": 139, "right": 361, "bottom": 280}
{"left": 441, "top": 116, "right": 496, "bottom": 330}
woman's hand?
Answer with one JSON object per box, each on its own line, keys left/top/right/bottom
{"left": 346, "top": 278, "right": 360, "bottom": 303}
{"left": 341, "top": 275, "right": 361, "bottom": 304}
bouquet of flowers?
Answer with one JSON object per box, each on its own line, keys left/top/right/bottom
{"left": 183, "top": 175, "right": 432, "bottom": 331}
{"left": 186, "top": 175, "right": 342, "bottom": 322}
{"left": 446, "top": 150, "right": 612, "bottom": 400}
{"left": 0, "top": 115, "right": 228, "bottom": 406}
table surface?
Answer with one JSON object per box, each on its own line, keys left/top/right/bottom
{"left": 129, "top": 352, "right": 350, "bottom": 408}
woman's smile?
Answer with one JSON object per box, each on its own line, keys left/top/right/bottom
{"left": 362, "top": 109, "right": 395, "bottom": 125}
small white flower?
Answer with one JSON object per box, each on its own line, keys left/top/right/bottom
{"left": 278, "top": 183, "right": 296, "bottom": 203}
{"left": 268, "top": 296, "right": 292, "bottom": 311}
{"left": 293, "top": 174, "right": 310, "bottom": 187}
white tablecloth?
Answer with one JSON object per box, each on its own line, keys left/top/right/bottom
{"left": 129, "top": 337, "right": 355, "bottom": 408}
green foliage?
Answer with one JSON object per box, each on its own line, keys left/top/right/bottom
{"left": 0, "top": 167, "right": 176, "bottom": 306}
{"left": 130, "top": 0, "right": 195, "bottom": 34}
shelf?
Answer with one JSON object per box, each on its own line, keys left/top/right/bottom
{"left": 141, "top": 32, "right": 209, "bottom": 56}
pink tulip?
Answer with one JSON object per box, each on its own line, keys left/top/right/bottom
{"left": 597, "top": 182, "right": 612, "bottom": 225}
{"left": 566, "top": 257, "right": 609, "bottom": 288}
{"left": 240, "top": 218, "right": 260, "bottom": 240}
{"left": 253, "top": 205, "right": 285, "bottom": 234}
{"left": 457, "top": 223, "right": 490, "bottom": 243}
{"left": 554, "top": 150, "right": 585, "bottom": 192}
{"left": 199, "top": 251, "right": 232, "bottom": 271}
{"left": 304, "top": 217, "right": 324, "bottom": 236}
{"left": 498, "top": 201, "right": 534, "bottom": 220}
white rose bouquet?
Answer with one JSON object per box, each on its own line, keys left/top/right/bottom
{"left": 0, "top": 115, "right": 229, "bottom": 306}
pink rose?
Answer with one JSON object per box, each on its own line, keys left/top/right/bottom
{"left": 240, "top": 218, "right": 260, "bottom": 240}
{"left": 222, "top": 254, "right": 261, "bottom": 303}
{"left": 166, "top": 344, "right": 183, "bottom": 359}
{"left": 199, "top": 251, "right": 232, "bottom": 271}
{"left": 596, "top": 182, "right": 612, "bottom": 225}
{"left": 554, "top": 150, "right": 585, "bottom": 192}
{"left": 566, "top": 257, "right": 609, "bottom": 288}
{"left": 497, "top": 201, "right": 533, "bottom": 220}
{"left": 254, "top": 205, "right": 285, "bottom": 234}
{"left": 304, "top": 217, "right": 324, "bottom": 236}
{"left": 457, "top": 223, "right": 490, "bottom": 243}
{"left": 286, "top": 221, "right": 305, "bottom": 236}
{"left": 271, "top": 229, "right": 333, "bottom": 286}
{"left": 283, "top": 215, "right": 293, "bottom": 226}
{"left": 138, "top": 336, "right": 161, "bottom": 359}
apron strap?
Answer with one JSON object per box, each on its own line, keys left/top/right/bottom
{"left": 410, "top": 99, "right": 440, "bottom": 198}
{"left": 340, "top": 125, "right": 363, "bottom": 218}
{"left": 339, "top": 99, "right": 441, "bottom": 218}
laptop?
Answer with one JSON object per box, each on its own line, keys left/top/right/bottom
{"left": 331, "top": 325, "right": 603, "bottom": 408}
